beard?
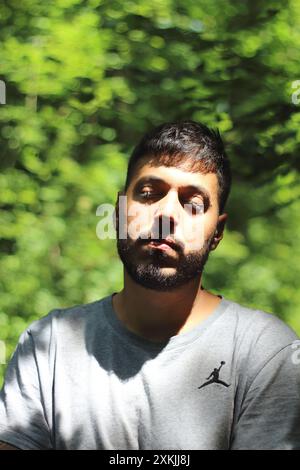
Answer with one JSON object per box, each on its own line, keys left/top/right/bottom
{"left": 116, "top": 234, "right": 213, "bottom": 292}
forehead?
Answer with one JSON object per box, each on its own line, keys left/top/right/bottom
{"left": 128, "top": 160, "right": 219, "bottom": 198}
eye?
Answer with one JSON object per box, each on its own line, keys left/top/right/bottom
{"left": 184, "top": 200, "right": 204, "bottom": 215}
{"left": 139, "top": 189, "right": 162, "bottom": 200}
{"left": 140, "top": 190, "right": 152, "bottom": 199}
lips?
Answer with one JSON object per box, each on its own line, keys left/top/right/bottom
{"left": 147, "top": 238, "right": 177, "bottom": 251}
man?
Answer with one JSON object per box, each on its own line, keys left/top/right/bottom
{"left": 0, "top": 121, "right": 299, "bottom": 450}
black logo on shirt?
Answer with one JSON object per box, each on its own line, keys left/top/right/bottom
{"left": 198, "top": 361, "right": 230, "bottom": 389}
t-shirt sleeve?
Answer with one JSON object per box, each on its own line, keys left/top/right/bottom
{"left": 0, "top": 323, "right": 54, "bottom": 450}
{"left": 230, "top": 343, "right": 300, "bottom": 450}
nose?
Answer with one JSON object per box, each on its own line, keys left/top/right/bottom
{"left": 152, "top": 190, "right": 180, "bottom": 238}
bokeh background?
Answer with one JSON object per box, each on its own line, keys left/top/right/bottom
{"left": 1, "top": 0, "right": 300, "bottom": 385}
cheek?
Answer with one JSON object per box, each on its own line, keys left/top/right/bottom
{"left": 178, "top": 214, "right": 216, "bottom": 251}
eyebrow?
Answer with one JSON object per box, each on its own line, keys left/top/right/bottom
{"left": 133, "top": 176, "right": 212, "bottom": 208}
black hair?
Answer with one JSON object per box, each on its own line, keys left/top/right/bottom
{"left": 124, "top": 120, "right": 231, "bottom": 213}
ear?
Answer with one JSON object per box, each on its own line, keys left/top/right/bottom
{"left": 210, "top": 213, "right": 228, "bottom": 251}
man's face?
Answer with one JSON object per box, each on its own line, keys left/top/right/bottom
{"left": 116, "top": 158, "right": 226, "bottom": 291}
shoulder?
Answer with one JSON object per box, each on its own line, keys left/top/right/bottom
{"left": 222, "top": 297, "right": 299, "bottom": 345}
{"left": 22, "top": 295, "right": 111, "bottom": 346}
{"left": 221, "top": 297, "right": 299, "bottom": 378}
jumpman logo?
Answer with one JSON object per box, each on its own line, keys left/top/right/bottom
{"left": 198, "top": 361, "right": 230, "bottom": 389}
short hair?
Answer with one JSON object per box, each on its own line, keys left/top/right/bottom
{"left": 124, "top": 120, "right": 232, "bottom": 213}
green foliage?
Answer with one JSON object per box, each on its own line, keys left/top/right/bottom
{"left": 1, "top": 0, "right": 300, "bottom": 385}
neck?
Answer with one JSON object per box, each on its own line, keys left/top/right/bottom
{"left": 112, "top": 270, "right": 221, "bottom": 342}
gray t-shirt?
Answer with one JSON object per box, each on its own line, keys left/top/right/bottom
{"left": 0, "top": 294, "right": 299, "bottom": 450}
